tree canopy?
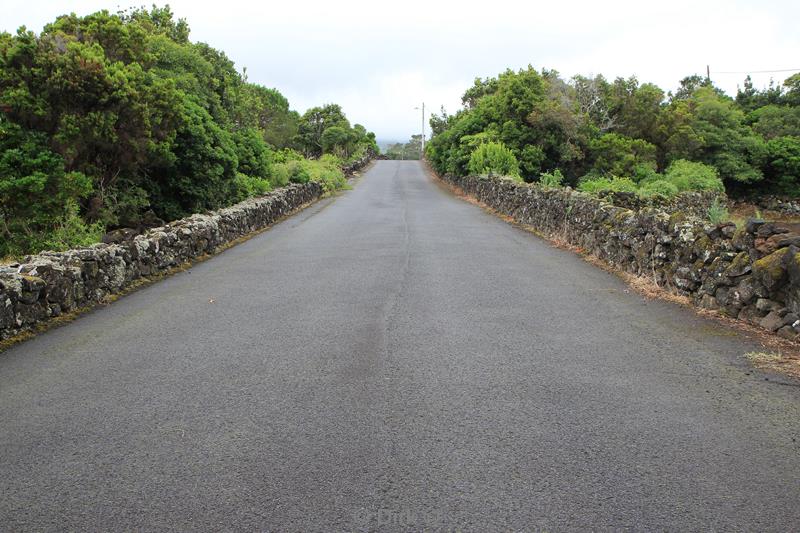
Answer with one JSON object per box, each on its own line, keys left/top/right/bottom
{"left": 427, "top": 66, "right": 800, "bottom": 198}
{"left": 0, "top": 6, "right": 376, "bottom": 257}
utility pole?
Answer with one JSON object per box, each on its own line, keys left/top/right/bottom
{"left": 415, "top": 103, "right": 426, "bottom": 159}
{"left": 421, "top": 102, "right": 425, "bottom": 158}
{"left": 706, "top": 65, "right": 711, "bottom": 83}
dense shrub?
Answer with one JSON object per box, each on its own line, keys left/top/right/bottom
{"left": 427, "top": 66, "right": 800, "bottom": 196}
{"left": 233, "top": 174, "right": 272, "bottom": 200}
{"left": 271, "top": 154, "right": 346, "bottom": 193}
{"left": 468, "top": 141, "right": 521, "bottom": 179}
{"left": 0, "top": 119, "right": 101, "bottom": 256}
{"left": 764, "top": 136, "right": 800, "bottom": 195}
{"left": 578, "top": 176, "right": 638, "bottom": 194}
{"left": 0, "top": 7, "right": 374, "bottom": 256}
{"left": 638, "top": 180, "right": 679, "bottom": 197}
{"left": 663, "top": 160, "right": 725, "bottom": 192}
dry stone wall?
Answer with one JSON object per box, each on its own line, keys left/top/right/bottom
{"left": 445, "top": 174, "right": 800, "bottom": 341}
{"left": 752, "top": 196, "right": 800, "bottom": 217}
{"left": 0, "top": 182, "right": 324, "bottom": 340}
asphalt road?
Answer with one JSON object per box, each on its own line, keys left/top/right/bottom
{"left": 1, "top": 161, "right": 799, "bottom": 531}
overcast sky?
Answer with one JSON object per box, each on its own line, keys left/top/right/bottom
{"left": 3, "top": 0, "right": 799, "bottom": 141}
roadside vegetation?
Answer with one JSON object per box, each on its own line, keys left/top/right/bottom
{"left": 0, "top": 6, "right": 377, "bottom": 258}
{"left": 383, "top": 135, "right": 423, "bottom": 160}
{"left": 427, "top": 67, "right": 800, "bottom": 205}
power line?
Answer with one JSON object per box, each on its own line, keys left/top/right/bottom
{"left": 712, "top": 68, "right": 800, "bottom": 75}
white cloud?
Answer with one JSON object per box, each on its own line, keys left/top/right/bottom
{"left": 3, "top": 0, "right": 799, "bottom": 140}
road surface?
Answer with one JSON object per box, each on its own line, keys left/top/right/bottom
{"left": 1, "top": 161, "right": 799, "bottom": 531}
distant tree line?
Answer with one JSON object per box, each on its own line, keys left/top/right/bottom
{"left": 0, "top": 6, "right": 378, "bottom": 257}
{"left": 427, "top": 67, "right": 800, "bottom": 198}
{"left": 384, "top": 135, "right": 423, "bottom": 160}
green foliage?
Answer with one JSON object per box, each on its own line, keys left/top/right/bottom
{"left": 467, "top": 141, "right": 521, "bottom": 179}
{"left": 588, "top": 133, "right": 657, "bottom": 180}
{"left": 539, "top": 169, "right": 564, "bottom": 188}
{"left": 233, "top": 127, "right": 273, "bottom": 180}
{"left": 233, "top": 173, "right": 272, "bottom": 200}
{"left": 320, "top": 126, "right": 349, "bottom": 156}
{"left": 0, "top": 117, "right": 98, "bottom": 256}
{"left": 764, "top": 136, "right": 800, "bottom": 195}
{"left": 295, "top": 105, "right": 376, "bottom": 160}
{"left": 428, "top": 65, "right": 800, "bottom": 197}
{"left": 638, "top": 179, "right": 679, "bottom": 197}
{"left": 272, "top": 154, "right": 346, "bottom": 193}
{"left": 749, "top": 105, "right": 800, "bottom": 140}
{"left": 707, "top": 198, "right": 730, "bottom": 224}
{"left": 578, "top": 176, "right": 638, "bottom": 194}
{"left": 577, "top": 160, "right": 722, "bottom": 199}
{"left": 427, "top": 67, "right": 568, "bottom": 181}
{"left": 234, "top": 84, "right": 298, "bottom": 149}
{"left": 0, "top": 7, "right": 372, "bottom": 255}
{"left": 664, "top": 159, "right": 725, "bottom": 192}
{"left": 385, "top": 135, "right": 423, "bottom": 160}
{"left": 313, "top": 154, "right": 348, "bottom": 192}
{"left": 663, "top": 87, "right": 765, "bottom": 184}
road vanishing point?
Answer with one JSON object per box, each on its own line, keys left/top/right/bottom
{"left": 1, "top": 161, "right": 799, "bottom": 531}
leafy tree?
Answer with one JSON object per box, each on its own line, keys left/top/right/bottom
{"left": 145, "top": 97, "right": 239, "bottom": 220}
{"left": 589, "top": 133, "right": 657, "bottom": 179}
{"left": 662, "top": 87, "right": 766, "bottom": 185}
{"left": 784, "top": 74, "right": 800, "bottom": 107}
{"left": 385, "top": 135, "right": 422, "bottom": 160}
{"left": 572, "top": 74, "right": 615, "bottom": 132}
{"left": 0, "top": 6, "right": 376, "bottom": 255}
{"left": 764, "top": 136, "right": 800, "bottom": 194}
{"left": 748, "top": 105, "right": 800, "bottom": 139}
{"left": 321, "top": 125, "right": 351, "bottom": 157}
{"left": 736, "top": 76, "right": 785, "bottom": 112}
{"left": 607, "top": 77, "right": 665, "bottom": 144}
{"left": 671, "top": 74, "right": 714, "bottom": 101}
{"left": 233, "top": 127, "right": 272, "bottom": 180}
{"left": 234, "top": 84, "right": 299, "bottom": 148}
{"left": 429, "top": 66, "right": 799, "bottom": 198}
{"left": 295, "top": 104, "right": 350, "bottom": 157}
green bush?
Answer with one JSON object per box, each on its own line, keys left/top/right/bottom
{"left": 578, "top": 176, "right": 638, "bottom": 194}
{"left": 0, "top": 8, "right": 377, "bottom": 255}
{"left": 664, "top": 159, "right": 725, "bottom": 192}
{"left": 2, "top": 200, "right": 104, "bottom": 258}
{"left": 311, "top": 155, "right": 347, "bottom": 192}
{"left": 270, "top": 164, "right": 291, "bottom": 187}
{"left": 286, "top": 160, "right": 312, "bottom": 184}
{"left": 589, "top": 133, "right": 658, "bottom": 179}
{"left": 271, "top": 155, "right": 347, "bottom": 193}
{"left": 0, "top": 119, "right": 100, "bottom": 257}
{"left": 233, "top": 173, "right": 272, "bottom": 200}
{"left": 539, "top": 169, "right": 564, "bottom": 188}
{"left": 638, "top": 179, "right": 679, "bottom": 197}
{"left": 468, "top": 141, "right": 521, "bottom": 180}
{"left": 765, "top": 136, "right": 800, "bottom": 195}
